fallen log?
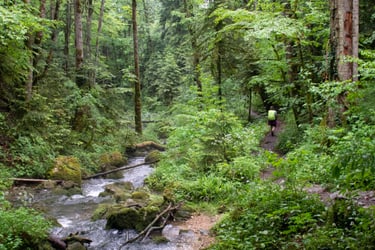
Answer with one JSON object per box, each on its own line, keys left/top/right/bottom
{"left": 10, "top": 178, "right": 63, "bottom": 184}
{"left": 83, "top": 160, "right": 158, "bottom": 179}
{"left": 134, "top": 141, "right": 166, "bottom": 151}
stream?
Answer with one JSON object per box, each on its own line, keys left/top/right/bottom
{"left": 28, "top": 157, "right": 194, "bottom": 250}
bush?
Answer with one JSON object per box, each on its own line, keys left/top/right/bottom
{"left": 211, "top": 186, "right": 326, "bottom": 249}
{"left": 331, "top": 121, "right": 375, "bottom": 190}
{"left": 0, "top": 204, "right": 52, "bottom": 250}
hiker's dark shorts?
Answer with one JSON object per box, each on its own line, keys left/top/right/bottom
{"left": 268, "top": 120, "right": 277, "bottom": 127}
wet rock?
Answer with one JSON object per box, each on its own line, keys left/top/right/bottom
{"left": 162, "top": 224, "right": 180, "bottom": 241}
{"left": 99, "top": 182, "right": 134, "bottom": 202}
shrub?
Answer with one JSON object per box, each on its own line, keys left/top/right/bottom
{"left": 211, "top": 186, "right": 326, "bottom": 249}
{"left": 331, "top": 121, "right": 375, "bottom": 190}
{"left": 0, "top": 204, "right": 52, "bottom": 250}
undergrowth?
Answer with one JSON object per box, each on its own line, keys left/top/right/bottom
{"left": 146, "top": 103, "right": 375, "bottom": 249}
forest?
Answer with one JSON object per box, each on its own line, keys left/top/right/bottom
{"left": 1, "top": 0, "right": 375, "bottom": 249}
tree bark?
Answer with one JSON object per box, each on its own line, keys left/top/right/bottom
{"left": 132, "top": 0, "right": 143, "bottom": 134}
{"left": 329, "top": 0, "right": 359, "bottom": 127}
{"left": 330, "top": 0, "right": 358, "bottom": 81}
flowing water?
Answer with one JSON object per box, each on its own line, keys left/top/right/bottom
{"left": 30, "top": 157, "right": 193, "bottom": 250}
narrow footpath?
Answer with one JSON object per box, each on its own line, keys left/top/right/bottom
{"left": 259, "top": 120, "right": 375, "bottom": 208}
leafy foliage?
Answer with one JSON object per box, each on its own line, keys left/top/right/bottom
{"left": 211, "top": 186, "right": 325, "bottom": 249}
{"left": 331, "top": 121, "right": 375, "bottom": 190}
{"left": 0, "top": 198, "right": 52, "bottom": 250}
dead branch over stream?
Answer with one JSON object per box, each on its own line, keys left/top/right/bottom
{"left": 83, "top": 160, "right": 158, "bottom": 179}
{"left": 120, "top": 202, "right": 182, "bottom": 248}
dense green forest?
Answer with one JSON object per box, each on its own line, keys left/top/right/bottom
{"left": 1, "top": 0, "right": 375, "bottom": 249}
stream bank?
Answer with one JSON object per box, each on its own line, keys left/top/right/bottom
{"left": 8, "top": 157, "right": 219, "bottom": 250}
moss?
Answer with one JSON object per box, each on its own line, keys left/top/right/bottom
{"left": 99, "top": 182, "right": 134, "bottom": 202}
{"left": 105, "top": 203, "right": 161, "bottom": 231}
{"left": 131, "top": 190, "right": 150, "bottom": 200}
{"left": 48, "top": 156, "right": 82, "bottom": 186}
{"left": 92, "top": 204, "right": 111, "bottom": 221}
{"left": 106, "top": 206, "right": 140, "bottom": 230}
{"left": 97, "top": 152, "right": 127, "bottom": 179}
{"left": 152, "top": 236, "right": 169, "bottom": 243}
{"left": 99, "top": 151, "right": 127, "bottom": 169}
{"left": 145, "top": 150, "right": 161, "bottom": 163}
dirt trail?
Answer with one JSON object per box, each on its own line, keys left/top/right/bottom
{"left": 259, "top": 120, "right": 375, "bottom": 208}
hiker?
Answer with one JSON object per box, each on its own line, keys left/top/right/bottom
{"left": 267, "top": 106, "right": 277, "bottom": 136}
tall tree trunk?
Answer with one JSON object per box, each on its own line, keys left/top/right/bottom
{"left": 132, "top": 0, "right": 142, "bottom": 134}
{"left": 64, "top": 0, "right": 72, "bottom": 74}
{"left": 329, "top": 0, "right": 359, "bottom": 127}
{"left": 330, "top": 0, "right": 358, "bottom": 81}
{"left": 74, "top": 0, "right": 85, "bottom": 87}
{"left": 85, "top": 0, "right": 93, "bottom": 59}
{"left": 86, "top": 0, "right": 94, "bottom": 87}
{"left": 39, "top": 0, "right": 61, "bottom": 82}
{"left": 183, "top": 0, "right": 203, "bottom": 99}
{"left": 215, "top": 20, "right": 223, "bottom": 108}
{"left": 93, "top": 0, "right": 105, "bottom": 85}
{"left": 24, "top": 0, "right": 46, "bottom": 101}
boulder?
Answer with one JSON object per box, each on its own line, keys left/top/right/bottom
{"left": 145, "top": 150, "right": 161, "bottom": 163}
{"left": 98, "top": 152, "right": 127, "bottom": 179}
{"left": 99, "top": 182, "right": 134, "bottom": 202}
{"left": 93, "top": 186, "right": 166, "bottom": 232}
{"left": 105, "top": 204, "right": 160, "bottom": 231}
{"left": 48, "top": 156, "right": 82, "bottom": 186}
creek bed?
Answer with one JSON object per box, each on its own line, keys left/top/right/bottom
{"left": 30, "top": 157, "right": 193, "bottom": 250}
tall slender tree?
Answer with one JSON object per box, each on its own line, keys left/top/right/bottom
{"left": 74, "top": 0, "right": 84, "bottom": 87}
{"left": 132, "top": 0, "right": 142, "bottom": 134}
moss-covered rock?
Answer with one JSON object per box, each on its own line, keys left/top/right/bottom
{"left": 48, "top": 156, "right": 82, "bottom": 186}
{"left": 92, "top": 203, "right": 111, "bottom": 221}
{"left": 145, "top": 150, "right": 161, "bottom": 163}
{"left": 94, "top": 187, "right": 167, "bottom": 232}
{"left": 99, "top": 182, "right": 134, "bottom": 202}
{"left": 98, "top": 151, "right": 127, "bottom": 179}
{"left": 105, "top": 204, "right": 160, "bottom": 231}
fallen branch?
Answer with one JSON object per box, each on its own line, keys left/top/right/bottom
{"left": 83, "top": 160, "right": 158, "bottom": 179}
{"left": 120, "top": 202, "right": 182, "bottom": 248}
{"left": 134, "top": 141, "right": 166, "bottom": 151}
{"left": 10, "top": 178, "right": 63, "bottom": 184}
